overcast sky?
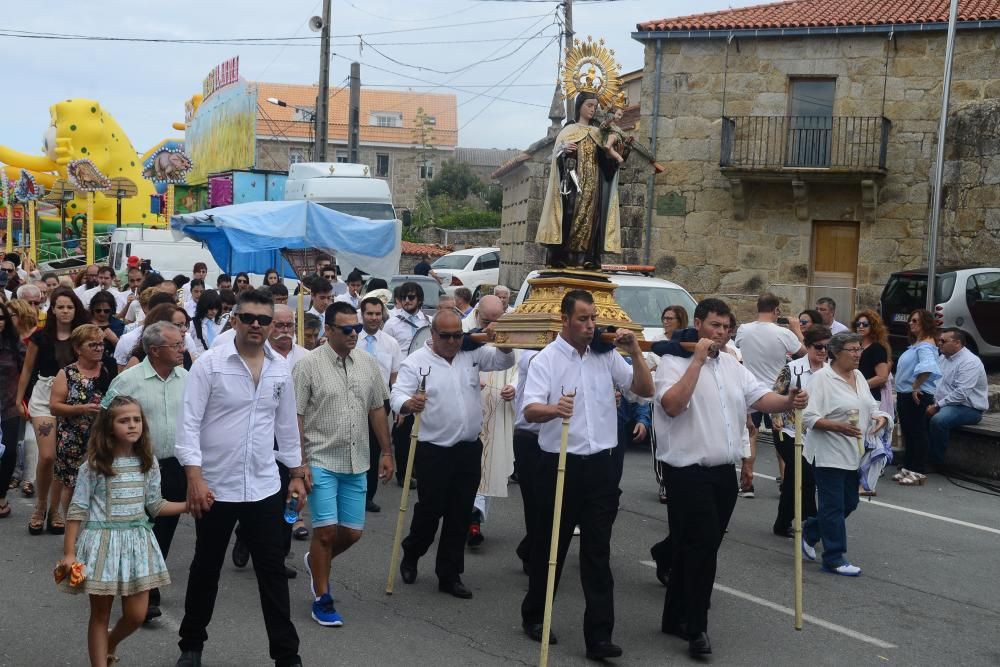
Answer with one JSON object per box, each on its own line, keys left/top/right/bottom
{"left": 1, "top": 0, "right": 757, "bottom": 157}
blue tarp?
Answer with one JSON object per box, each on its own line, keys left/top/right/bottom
{"left": 170, "top": 200, "right": 401, "bottom": 279}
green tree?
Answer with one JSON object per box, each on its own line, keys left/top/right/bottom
{"left": 427, "top": 160, "right": 484, "bottom": 201}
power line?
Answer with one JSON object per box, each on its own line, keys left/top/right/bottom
{"left": 342, "top": 0, "right": 482, "bottom": 23}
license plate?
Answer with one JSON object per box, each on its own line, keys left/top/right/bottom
{"left": 893, "top": 313, "right": 909, "bottom": 323}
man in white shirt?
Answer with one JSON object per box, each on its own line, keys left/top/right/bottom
{"left": 494, "top": 284, "right": 515, "bottom": 313}
{"left": 359, "top": 296, "right": 402, "bottom": 512}
{"left": 320, "top": 265, "right": 349, "bottom": 297}
{"left": 333, "top": 270, "right": 365, "bottom": 311}
{"left": 116, "top": 267, "right": 143, "bottom": 321}
{"left": 80, "top": 265, "right": 122, "bottom": 309}
{"left": 390, "top": 308, "right": 513, "bottom": 599}
{"left": 927, "top": 328, "right": 988, "bottom": 466}
{"left": 815, "top": 296, "right": 848, "bottom": 334}
{"left": 735, "top": 293, "right": 806, "bottom": 494}
{"left": 174, "top": 289, "right": 306, "bottom": 667}
{"left": 305, "top": 277, "right": 334, "bottom": 328}
{"left": 73, "top": 264, "right": 99, "bottom": 297}
{"left": 519, "top": 290, "right": 652, "bottom": 659}
{"left": 511, "top": 349, "right": 540, "bottom": 573}
{"left": 653, "top": 298, "right": 807, "bottom": 658}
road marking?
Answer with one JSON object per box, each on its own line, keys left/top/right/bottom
{"left": 753, "top": 472, "right": 1000, "bottom": 536}
{"left": 639, "top": 561, "right": 897, "bottom": 649}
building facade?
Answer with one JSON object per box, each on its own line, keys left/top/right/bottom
{"left": 632, "top": 0, "right": 1000, "bottom": 313}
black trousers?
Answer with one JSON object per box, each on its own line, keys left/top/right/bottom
{"left": 0, "top": 417, "right": 21, "bottom": 497}
{"left": 662, "top": 462, "right": 738, "bottom": 636}
{"left": 402, "top": 439, "right": 482, "bottom": 583}
{"left": 899, "top": 392, "right": 935, "bottom": 473}
{"left": 149, "top": 457, "right": 188, "bottom": 607}
{"left": 773, "top": 431, "right": 818, "bottom": 531}
{"left": 521, "top": 450, "right": 620, "bottom": 648}
{"left": 367, "top": 400, "right": 390, "bottom": 503}
{"left": 512, "top": 429, "right": 541, "bottom": 564}
{"left": 392, "top": 414, "right": 415, "bottom": 485}
{"left": 235, "top": 463, "right": 292, "bottom": 558}
{"left": 178, "top": 491, "right": 300, "bottom": 666}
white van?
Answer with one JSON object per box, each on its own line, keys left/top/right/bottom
{"left": 108, "top": 228, "right": 222, "bottom": 284}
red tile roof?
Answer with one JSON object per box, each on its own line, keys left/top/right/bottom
{"left": 401, "top": 241, "right": 451, "bottom": 257}
{"left": 637, "top": 0, "right": 1000, "bottom": 33}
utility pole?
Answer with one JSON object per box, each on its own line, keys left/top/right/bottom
{"left": 925, "top": 0, "right": 959, "bottom": 310}
{"left": 348, "top": 62, "right": 361, "bottom": 163}
{"left": 563, "top": 0, "right": 574, "bottom": 122}
{"left": 314, "top": 0, "right": 332, "bottom": 162}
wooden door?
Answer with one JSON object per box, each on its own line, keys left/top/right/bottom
{"left": 810, "top": 221, "right": 859, "bottom": 315}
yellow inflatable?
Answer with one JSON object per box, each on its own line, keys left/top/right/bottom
{"left": 0, "top": 99, "right": 163, "bottom": 226}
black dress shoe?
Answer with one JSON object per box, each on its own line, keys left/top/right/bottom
{"left": 144, "top": 604, "right": 162, "bottom": 623}
{"left": 285, "top": 564, "right": 297, "bottom": 579}
{"left": 438, "top": 579, "right": 473, "bottom": 599}
{"left": 689, "top": 632, "right": 712, "bottom": 657}
{"left": 176, "top": 650, "right": 202, "bottom": 667}
{"left": 231, "top": 538, "right": 249, "bottom": 568}
{"left": 400, "top": 559, "right": 417, "bottom": 584}
{"left": 586, "top": 641, "right": 623, "bottom": 660}
{"left": 522, "top": 622, "right": 557, "bottom": 644}
{"left": 366, "top": 500, "right": 381, "bottom": 513}
{"left": 773, "top": 525, "right": 795, "bottom": 539}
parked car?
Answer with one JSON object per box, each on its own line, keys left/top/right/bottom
{"left": 880, "top": 266, "right": 1000, "bottom": 359}
{"left": 513, "top": 268, "right": 698, "bottom": 342}
{"left": 385, "top": 274, "right": 447, "bottom": 317}
{"left": 431, "top": 247, "right": 501, "bottom": 302}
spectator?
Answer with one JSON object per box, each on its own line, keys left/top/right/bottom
{"left": 302, "top": 313, "right": 322, "bottom": 350}
{"left": 189, "top": 290, "right": 222, "bottom": 358}
{"left": 106, "top": 320, "right": 189, "bottom": 622}
{"left": 895, "top": 309, "right": 940, "bottom": 474}
{"left": 493, "top": 285, "right": 514, "bottom": 313}
{"left": 74, "top": 265, "right": 100, "bottom": 297}
{"left": 413, "top": 253, "right": 434, "bottom": 277}
{"left": 454, "top": 287, "right": 473, "bottom": 317}
{"left": 335, "top": 270, "right": 365, "bottom": 310}
{"left": 306, "top": 278, "right": 334, "bottom": 329}
{"left": 184, "top": 278, "right": 205, "bottom": 317}
{"left": 14, "top": 286, "right": 88, "bottom": 535}
{"left": 263, "top": 268, "right": 282, "bottom": 287}
{"left": 192, "top": 262, "right": 208, "bottom": 282}
{"left": 233, "top": 272, "right": 252, "bottom": 294}
{"left": 88, "top": 290, "right": 124, "bottom": 359}
{"left": 320, "top": 264, "right": 348, "bottom": 297}
{"left": 216, "top": 273, "right": 232, "bottom": 291}
{"left": 802, "top": 332, "right": 890, "bottom": 576}
{"left": 648, "top": 305, "right": 689, "bottom": 371}
{"left": 927, "top": 328, "right": 988, "bottom": 468}
{"left": 267, "top": 282, "right": 289, "bottom": 306}
{"left": 117, "top": 267, "right": 144, "bottom": 320}
{"left": 0, "top": 302, "right": 26, "bottom": 519}
{"left": 115, "top": 292, "right": 176, "bottom": 371}
{"left": 815, "top": 297, "right": 848, "bottom": 334}
{"left": 851, "top": 309, "right": 891, "bottom": 403}
{"left": 80, "top": 265, "right": 118, "bottom": 309}
{"left": 125, "top": 304, "right": 194, "bottom": 371}
{"left": 437, "top": 295, "right": 457, "bottom": 313}
{"left": 798, "top": 309, "right": 824, "bottom": 331}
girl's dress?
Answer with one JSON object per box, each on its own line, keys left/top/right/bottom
{"left": 62, "top": 457, "right": 171, "bottom": 596}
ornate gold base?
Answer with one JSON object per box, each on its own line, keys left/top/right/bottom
{"left": 493, "top": 269, "right": 643, "bottom": 349}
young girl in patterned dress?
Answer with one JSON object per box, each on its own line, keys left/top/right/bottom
{"left": 58, "top": 396, "right": 190, "bottom": 666}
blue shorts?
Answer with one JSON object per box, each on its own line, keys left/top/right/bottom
{"left": 308, "top": 467, "right": 368, "bottom": 530}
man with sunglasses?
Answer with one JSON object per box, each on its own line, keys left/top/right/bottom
{"left": 293, "top": 301, "right": 393, "bottom": 626}
{"left": 175, "top": 289, "right": 306, "bottom": 667}
{"left": 391, "top": 307, "right": 513, "bottom": 599}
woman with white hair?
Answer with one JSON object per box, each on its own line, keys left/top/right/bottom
{"left": 801, "top": 332, "right": 891, "bottom": 576}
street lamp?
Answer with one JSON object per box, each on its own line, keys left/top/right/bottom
{"left": 266, "top": 97, "right": 316, "bottom": 163}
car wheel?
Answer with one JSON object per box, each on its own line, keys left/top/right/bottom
{"left": 472, "top": 286, "right": 482, "bottom": 304}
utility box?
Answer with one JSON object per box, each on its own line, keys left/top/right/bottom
{"left": 207, "top": 169, "right": 288, "bottom": 208}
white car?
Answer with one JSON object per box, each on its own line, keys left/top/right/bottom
{"left": 431, "top": 247, "right": 501, "bottom": 301}
{"left": 513, "top": 268, "right": 698, "bottom": 342}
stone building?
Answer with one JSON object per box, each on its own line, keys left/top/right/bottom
{"left": 253, "top": 83, "right": 456, "bottom": 210}
{"left": 452, "top": 147, "right": 522, "bottom": 185}
{"left": 631, "top": 0, "right": 1000, "bottom": 314}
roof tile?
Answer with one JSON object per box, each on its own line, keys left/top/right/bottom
{"left": 637, "top": 0, "right": 1000, "bottom": 33}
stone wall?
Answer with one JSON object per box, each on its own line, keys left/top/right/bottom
{"left": 638, "top": 29, "right": 1000, "bottom": 315}
{"left": 420, "top": 226, "right": 500, "bottom": 250}
{"left": 255, "top": 139, "right": 451, "bottom": 211}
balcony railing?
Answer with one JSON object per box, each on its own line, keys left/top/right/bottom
{"left": 720, "top": 115, "right": 890, "bottom": 173}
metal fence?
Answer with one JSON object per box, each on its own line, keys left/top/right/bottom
{"left": 720, "top": 115, "right": 890, "bottom": 171}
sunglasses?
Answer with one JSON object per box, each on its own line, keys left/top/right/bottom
{"left": 336, "top": 323, "right": 363, "bottom": 336}
{"left": 402, "top": 294, "right": 419, "bottom": 301}
{"left": 91, "top": 308, "right": 112, "bottom": 314}
{"left": 799, "top": 319, "right": 811, "bottom": 326}
{"left": 435, "top": 331, "right": 464, "bottom": 341}
{"left": 811, "top": 343, "right": 827, "bottom": 351}
{"left": 2, "top": 268, "right": 15, "bottom": 274}
{"left": 855, "top": 321, "right": 870, "bottom": 328}
{"left": 236, "top": 313, "right": 273, "bottom": 326}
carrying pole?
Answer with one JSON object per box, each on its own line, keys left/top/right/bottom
{"left": 793, "top": 369, "right": 804, "bottom": 630}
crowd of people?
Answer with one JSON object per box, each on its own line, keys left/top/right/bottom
{"left": 0, "top": 248, "right": 992, "bottom": 665}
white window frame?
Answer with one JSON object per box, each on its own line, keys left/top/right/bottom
{"left": 370, "top": 111, "right": 403, "bottom": 128}
{"left": 288, "top": 147, "right": 306, "bottom": 164}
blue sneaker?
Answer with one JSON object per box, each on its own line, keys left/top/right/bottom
{"left": 311, "top": 592, "right": 344, "bottom": 627}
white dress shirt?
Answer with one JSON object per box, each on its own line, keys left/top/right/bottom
{"left": 115, "top": 326, "right": 144, "bottom": 366}
{"left": 390, "top": 343, "right": 514, "bottom": 447}
{"left": 523, "top": 335, "right": 634, "bottom": 455}
{"left": 359, "top": 329, "right": 402, "bottom": 391}
{"left": 513, "top": 349, "right": 541, "bottom": 434}
{"left": 829, "top": 320, "right": 849, "bottom": 334}
{"left": 306, "top": 306, "right": 326, "bottom": 329}
{"left": 383, "top": 309, "right": 431, "bottom": 356}
{"left": 175, "top": 340, "right": 301, "bottom": 502}
{"left": 653, "top": 352, "right": 771, "bottom": 467}
{"left": 934, "top": 347, "right": 988, "bottom": 411}
{"left": 81, "top": 285, "right": 128, "bottom": 311}
{"left": 802, "top": 367, "right": 891, "bottom": 470}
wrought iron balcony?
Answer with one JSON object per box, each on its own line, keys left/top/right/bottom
{"left": 720, "top": 115, "right": 890, "bottom": 176}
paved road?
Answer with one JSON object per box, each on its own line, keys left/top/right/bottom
{"left": 3, "top": 440, "right": 999, "bottom": 666}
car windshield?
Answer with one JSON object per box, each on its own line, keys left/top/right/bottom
{"left": 882, "top": 272, "right": 956, "bottom": 311}
{"left": 432, "top": 255, "right": 473, "bottom": 270}
{"left": 388, "top": 277, "right": 441, "bottom": 308}
{"left": 318, "top": 202, "right": 396, "bottom": 220}
{"left": 615, "top": 286, "right": 697, "bottom": 327}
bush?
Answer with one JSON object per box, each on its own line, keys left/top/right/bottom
{"left": 435, "top": 210, "right": 500, "bottom": 229}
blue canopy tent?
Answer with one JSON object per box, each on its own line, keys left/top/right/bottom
{"left": 170, "top": 200, "right": 401, "bottom": 279}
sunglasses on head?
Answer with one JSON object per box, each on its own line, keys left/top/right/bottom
{"left": 435, "top": 331, "right": 464, "bottom": 341}
{"left": 811, "top": 343, "right": 827, "bottom": 351}
{"left": 236, "top": 313, "right": 273, "bottom": 326}
{"left": 336, "top": 323, "right": 363, "bottom": 336}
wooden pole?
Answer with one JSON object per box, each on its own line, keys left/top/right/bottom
{"left": 386, "top": 371, "right": 429, "bottom": 595}
{"left": 3, "top": 200, "right": 11, "bottom": 253}
{"left": 28, "top": 200, "right": 37, "bottom": 264}
{"left": 85, "top": 191, "right": 95, "bottom": 265}
{"left": 793, "top": 372, "right": 804, "bottom": 630}
{"left": 540, "top": 389, "right": 575, "bottom": 666}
